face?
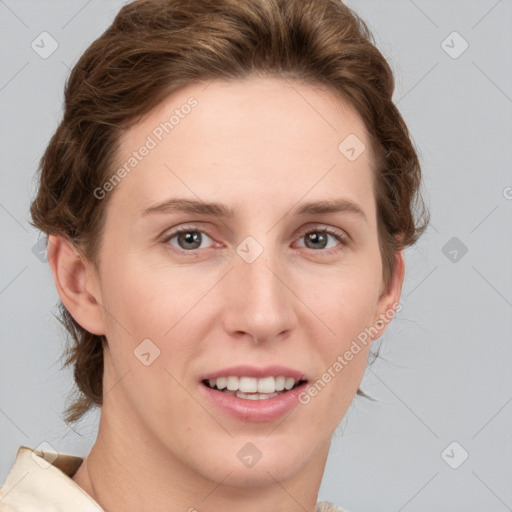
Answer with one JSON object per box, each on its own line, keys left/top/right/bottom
{"left": 80, "top": 77, "right": 401, "bottom": 486}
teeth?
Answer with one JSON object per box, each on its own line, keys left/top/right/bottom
{"left": 226, "top": 376, "right": 239, "bottom": 391}
{"left": 239, "top": 377, "right": 258, "bottom": 393}
{"left": 257, "top": 376, "right": 275, "bottom": 393}
{"left": 207, "top": 376, "right": 302, "bottom": 393}
{"left": 216, "top": 377, "right": 227, "bottom": 390}
{"left": 236, "top": 391, "right": 279, "bottom": 400}
{"left": 284, "top": 377, "right": 295, "bottom": 390}
{"left": 275, "top": 376, "right": 285, "bottom": 391}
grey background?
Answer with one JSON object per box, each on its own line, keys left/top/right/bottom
{"left": 1, "top": 1, "right": 511, "bottom": 511}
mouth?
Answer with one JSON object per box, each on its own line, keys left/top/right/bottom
{"left": 199, "top": 365, "right": 309, "bottom": 421}
{"left": 201, "top": 376, "right": 308, "bottom": 401}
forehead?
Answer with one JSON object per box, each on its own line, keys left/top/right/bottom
{"left": 110, "top": 76, "right": 376, "bottom": 220}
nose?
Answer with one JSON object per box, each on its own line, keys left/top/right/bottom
{"left": 222, "top": 251, "right": 297, "bottom": 344}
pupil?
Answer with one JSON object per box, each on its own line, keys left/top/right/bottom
{"left": 305, "top": 232, "right": 327, "bottom": 249}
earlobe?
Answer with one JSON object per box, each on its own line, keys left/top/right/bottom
{"left": 47, "top": 234, "right": 106, "bottom": 336}
{"left": 379, "top": 250, "right": 405, "bottom": 306}
{"left": 371, "top": 250, "right": 405, "bottom": 341}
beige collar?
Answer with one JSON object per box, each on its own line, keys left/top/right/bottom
{"left": 0, "top": 445, "right": 103, "bottom": 511}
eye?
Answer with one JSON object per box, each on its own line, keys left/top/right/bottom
{"left": 165, "top": 227, "right": 215, "bottom": 251}
{"left": 295, "top": 227, "right": 348, "bottom": 253}
{"left": 162, "top": 225, "right": 349, "bottom": 254}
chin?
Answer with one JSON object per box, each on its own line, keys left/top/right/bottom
{"left": 215, "top": 455, "right": 306, "bottom": 488}
{"left": 193, "top": 435, "right": 318, "bottom": 488}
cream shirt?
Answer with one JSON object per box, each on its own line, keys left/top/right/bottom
{"left": 0, "top": 446, "right": 347, "bottom": 512}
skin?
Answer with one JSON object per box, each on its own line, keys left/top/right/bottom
{"left": 49, "top": 76, "right": 404, "bottom": 512}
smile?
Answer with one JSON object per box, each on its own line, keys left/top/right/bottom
{"left": 199, "top": 366, "right": 309, "bottom": 422}
{"left": 203, "top": 376, "right": 306, "bottom": 400}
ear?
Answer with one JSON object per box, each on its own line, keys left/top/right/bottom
{"left": 47, "top": 234, "right": 106, "bottom": 336}
{"left": 370, "top": 250, "right": 405, "bottom": 341}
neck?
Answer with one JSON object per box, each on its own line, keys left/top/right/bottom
{"left": 72, "top": 406, "right": 330, "bottom": 512}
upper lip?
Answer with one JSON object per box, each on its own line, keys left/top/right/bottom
{"left": 200, "top": 365, "right": 307, "bottom": 381}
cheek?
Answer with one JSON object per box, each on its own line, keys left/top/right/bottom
{"left": 298, "top": 276, "right": 378, "bottom": 427}
{"left": 317, "top": 287, "right": 377, "bottom": 384}
{"left": 99, "top": 251, "right": 182, "bottom": 333}
{"left": 97, "top": 253, "right": 214, "bottom": 375}
{"left": 307, "top": 259, "right": 382, "bottom": 337}
{"left": 300, "top": 258, "right": 382, "bottom": 393}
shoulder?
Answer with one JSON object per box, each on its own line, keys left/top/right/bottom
{"left": 0, "top": 446, "right": 101, "bottom": 511}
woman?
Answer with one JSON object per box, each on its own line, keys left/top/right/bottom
{"left": 0, "top": 0, "right": 427, "bottom": 510}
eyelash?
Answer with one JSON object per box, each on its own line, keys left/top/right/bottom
{"left": 162, "top": 224, "right": 350, "bottom": 256}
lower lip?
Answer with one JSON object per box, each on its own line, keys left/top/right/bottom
{"left": 200, "top": 383, "right": 307, "bottom": 423}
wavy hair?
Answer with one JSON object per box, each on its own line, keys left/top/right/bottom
{"left": 30, "top": 0, "right": 428, "bottom": 423}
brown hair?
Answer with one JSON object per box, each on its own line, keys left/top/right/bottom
{"left": 30, "top": 0, "right": 428, "bottom": 423}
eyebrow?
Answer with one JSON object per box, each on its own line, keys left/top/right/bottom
{"left": 142, "top": 197, "right": 367, "bottom": 222}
